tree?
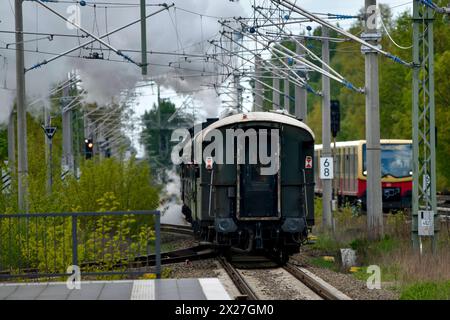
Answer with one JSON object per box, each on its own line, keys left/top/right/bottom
{"left": 141, "top": 98, "right": 193, "bottom": 181}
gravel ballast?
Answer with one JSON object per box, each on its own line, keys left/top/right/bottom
{"left": 159, "top": 230, "right": 399, "bottom": 300}
{"left": 291, "top": 251, "right": 399, "bottom": 300}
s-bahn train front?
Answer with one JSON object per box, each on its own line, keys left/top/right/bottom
{"left": 314, "top": 139, "right": 413, "bottom": 212}
{"left": 179, "top": 112, "right": 315, "bottom": 263}
{"left": 361, "top": 140, "right": 413, "bottom": 211}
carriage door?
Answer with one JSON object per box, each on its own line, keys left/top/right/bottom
{"left": 238, "top": 128, "right": 279, "bottom": 219}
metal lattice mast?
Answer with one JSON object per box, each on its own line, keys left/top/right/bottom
{"left": 412, "top": 0, "right": 438, "bottom": 250}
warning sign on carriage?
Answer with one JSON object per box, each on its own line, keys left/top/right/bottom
{"left": 205, "top": 156, "right": 214, "bottom": 170}
{"left": 305, "top": 156, "right": 313, "bottom": 169}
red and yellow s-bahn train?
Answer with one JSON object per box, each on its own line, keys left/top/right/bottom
{"left": 314, "top": 140, "right": 413, "bottom": 212}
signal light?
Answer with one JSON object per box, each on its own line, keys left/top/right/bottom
{"left": 85, "top": 138, "right": 94, "bottom": 159}
{"left": 330, "top": 100, "right": 340, "bottom": 138}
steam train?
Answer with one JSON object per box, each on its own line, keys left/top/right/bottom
{"left": 314, "top": 140, "right": 413, "bottom": 212}
{"left": 179, "top": 111, "right": 315, "bottom": 263}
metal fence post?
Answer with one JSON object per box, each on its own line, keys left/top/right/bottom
{"left": 72, "top": 214, "right": 78, "bottom": 268}
{"left": 155, "top": 212, "right": 161, "bottom": 279}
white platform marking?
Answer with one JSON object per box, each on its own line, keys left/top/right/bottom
{"left": 131, "top": 280, "right": 155, "bottom": 300}
{"left": 199, "top": 278, "right": 231, "bottom": 300}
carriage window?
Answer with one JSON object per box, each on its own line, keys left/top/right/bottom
{"left": 363, "top": 143, "right": 412, "bottom": 178}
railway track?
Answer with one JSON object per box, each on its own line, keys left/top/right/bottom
{"left": 437, "top": 207, "right": 450, "bottom": 221}
{"left": 217, "top": 256, "right": 259, "bottom": 300}
{"left": 0, "top": 244, "right": 216, "bottom": 278}
{"left": 127, "top": 244, "right": 216, "bottom": 268}
{"left": 160, "top": 223, "right": 194, "bottom": 236}
{"left": 217, "top": 255, "right": 351, "bottom": 300}
{"left": 283, "top": 262, "right": 351, "bottom": 300}
{"left": 437, "top": 194, "right": 450, "bottom": 220}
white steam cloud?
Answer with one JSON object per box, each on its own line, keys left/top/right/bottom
{"left": 0, "top": 0, "right": 247, "bottom": 124}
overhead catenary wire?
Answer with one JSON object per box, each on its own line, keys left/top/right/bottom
{"left": 220, "top": 22, "right": 361, "bottom": 93}
{"left": 379, "top": 14, "right": 413, "bottom": 50}
{"left": 24, "top": 3, "right": 173, "bottom": 72}
{"left": 4, "top": 0, "right": 422, "bottom": 135}
{"left": 217, "top": 28, "right": 308, "bottom": 85}
{"left": 271, "top": 0, "right": 412, "bottom": 66}
{"left": 210, "top": 36, "right": 313, "bottom": 95}
{"left": 249, "top": 7, "right": 348, "bottom": 81}
{"left": 2, "top": 45, "right": 227, "bottom": 76}
{"left": 211, "top": 40, "right": 319, "bottom": 98}
{"left": 32, "top": 0, "right": 143, "bottom": 68}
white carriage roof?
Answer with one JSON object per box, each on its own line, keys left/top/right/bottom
{"left": 314, "top": 139, "right": 412, "bottom": 150}
{"left": 197, "top": 111, "right": 315, "bottom": 140}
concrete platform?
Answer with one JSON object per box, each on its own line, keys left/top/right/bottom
{"left": 0, "top": 278, "right": 231, "bottom": 300}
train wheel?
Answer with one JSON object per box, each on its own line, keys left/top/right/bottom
{"left": 222, "top": 248, "right": 232, "bottom": 262}
{"left": 274, "top": 249, "right": 289, "bottom": 266}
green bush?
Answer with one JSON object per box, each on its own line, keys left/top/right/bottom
{"left": 0, "top": 154, "right": 161, "bottom": 276}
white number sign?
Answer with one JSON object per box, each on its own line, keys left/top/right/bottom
{"left": 320, "top": 157, "right": 334, "bottom": 180}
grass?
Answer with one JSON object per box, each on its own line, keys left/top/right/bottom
{"left": 310, "top": 197, "right": 450, "bottom": 299}
{"left": 400, "top": 281, "right": 450, "bottom": 300}
{"left": 310, "top": 233, "right": 341, "bottom": 253}
{"left": 350, "top": 266, "right": 369, "bottom": 281}
{"left": 308, "top": 257, "right": 337, "bottom": 271}
{"left": 141, "top": 267, "right": 172, "bottom": 279}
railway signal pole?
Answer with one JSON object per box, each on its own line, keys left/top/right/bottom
{"left": 284, "top": 58, "right": 290, "bottom": 111}
{"left": 8, "top": 111, "right": 15, "bottom": 173}
{"left": 295, "top": 41, "right": 307, "bottom": 122}
{"left": 15, "top": 0, "right": 28, "bottom": 212}
{"left": 363, "top": 0, "right": 383, "bottom": 240}
{"left": 140, "top": 0, "right": 148, "bottom": 76}
{"left": 412, "top": 0, "right": 439, "bottom": 251}
{"left": 61, "top": 82, "right": 74, "bottom": 177}
{"left": 253, "top": 55, "right": 263, "bottom": 111}
{"left": 321, "top": 26, "right": 333, "bottom": 230}
{"left": 234, "top": 73, "right": 242, "bottom": 113}
{"left": 273, "top": 69, "right": 280, "bottom": 110}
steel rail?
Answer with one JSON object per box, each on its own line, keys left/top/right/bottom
{"left": 160, "top": 223, "right": 194, "bottom": 236}
{"left": 284, "top": 262, "right": 351, "bottom": 300}
{"left": 217, "top": 256, "right": 259, "bottom": 300}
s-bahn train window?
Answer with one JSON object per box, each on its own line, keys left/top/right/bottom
{"left": 363, "top": 143, "right": 413, "bottom": 178}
